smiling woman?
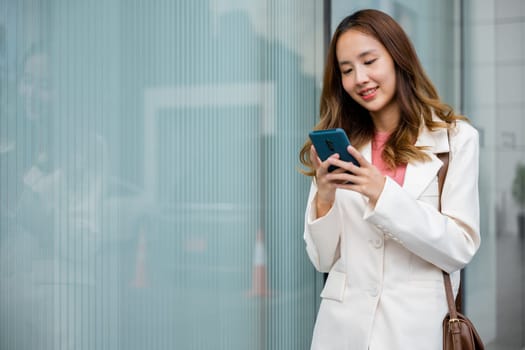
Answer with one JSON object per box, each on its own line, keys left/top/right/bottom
{"left": 299, "top": 9, "right": 481, "bottom": 350}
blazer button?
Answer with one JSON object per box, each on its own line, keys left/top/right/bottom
{"left": 368, "top": 238, "right": 383, "bottom": 248}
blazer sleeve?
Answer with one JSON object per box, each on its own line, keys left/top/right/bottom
{"left": 303, "top": 181, "right": 342, "bottom": 272}
{"left": 364, "top": 122, "right": 480, "bottom": 273}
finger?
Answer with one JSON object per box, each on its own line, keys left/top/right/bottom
{"left": 326, "top": 171, "right": 362, "bottom": 185}
{"left": 347, "top": 145, "right": 371, "bottom": 167}
{"left": 323, "top": 152, "right": 341, "bottom": 172}
{"left": 326, "top": 156, "right": 356, "bottom": 174}
{"left": 310, "top": 145, "right": 322, "bottom": 169}
{"left": 326, "top": 172, "right": 353, "bottom": 184}
{"left": 328, "top": 166, "right": 347, "bottom": 175}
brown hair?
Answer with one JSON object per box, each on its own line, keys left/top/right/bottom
{"left": 299, "top": 9, "right": 466, "bottom": 176}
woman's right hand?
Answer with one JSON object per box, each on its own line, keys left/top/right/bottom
{"left": 311, "top": 145, "right": 344, "bottom": 218}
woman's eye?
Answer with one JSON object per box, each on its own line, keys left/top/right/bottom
{"left": 364, "top": 58, "right": 377, "bottom": 65}
{"left": 342, "top": 68, "right": 353, "bottom": 74}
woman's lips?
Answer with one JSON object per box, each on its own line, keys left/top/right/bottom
{"left": 359, "top": 87, "right": 378, "bottom": 101}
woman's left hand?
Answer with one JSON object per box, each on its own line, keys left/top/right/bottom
{"left": 326, "top": 145, "right": 386, "bottom": 207}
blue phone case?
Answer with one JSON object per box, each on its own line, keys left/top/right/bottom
{"left": 309, "top": 128, "right": 359, "bottom": 172}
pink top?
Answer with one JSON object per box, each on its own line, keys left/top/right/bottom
{"left": 371, "top": 131, "right": 407, "bottom": 186}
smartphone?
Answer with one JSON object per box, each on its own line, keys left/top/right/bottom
{"left": 309, "top": 128, "right": 359, "bottom": 172}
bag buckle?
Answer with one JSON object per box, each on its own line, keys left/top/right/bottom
{"left": 448, "top": 318, "right": 461, "bottom": 324}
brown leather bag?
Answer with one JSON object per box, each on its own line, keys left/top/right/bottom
{"left": 442, "top": 272, "right": 485, "bottom": 350}
{"left": 437, "top": 147, "right": 485, "bottom": 350}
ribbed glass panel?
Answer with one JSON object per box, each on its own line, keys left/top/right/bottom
{"left": 0, "top": 0, "right": 323, "bottom": 349}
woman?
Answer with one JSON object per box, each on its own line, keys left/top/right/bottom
{"left": 299, "top": 9, "right": 480, "bottom": 350}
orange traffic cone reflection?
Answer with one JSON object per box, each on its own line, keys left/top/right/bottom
{"left": 248, "top": 229, "right": 269, "bottom": 297}
{"left": 132, "top": 226, "right": 148, "bottom": 288}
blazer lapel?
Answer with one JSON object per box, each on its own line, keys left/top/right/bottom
{"left": 402, "top": 125, "right": 450, "bottom": 198}
{"left": 358, "top": 124, "right": 450, "bottom": 199}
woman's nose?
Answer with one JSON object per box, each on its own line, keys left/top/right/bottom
{"left": 354, "top": 66, "right": 369, "bottom": 84}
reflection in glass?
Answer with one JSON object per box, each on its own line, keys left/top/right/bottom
{"left": 1, "top": 1, "right": 323, "bottom": 349}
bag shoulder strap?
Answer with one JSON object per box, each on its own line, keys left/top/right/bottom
{"left": 438, "top": 149, "right": 457, "bottom": 315}
{"left": 443, "top": 271, "right": 458, "bottom": 319}
{"left": 436, "top": 130, "right": 463, "bottom": 315}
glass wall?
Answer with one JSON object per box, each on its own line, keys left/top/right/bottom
{"left": 0, "top": 0, "right": 325, "bottom": 349}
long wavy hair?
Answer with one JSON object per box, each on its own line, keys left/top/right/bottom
{"left": 299, "top": 9, "right": 466, "bottom": 176}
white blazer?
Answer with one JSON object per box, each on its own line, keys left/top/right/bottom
{"left": 304, "top": 120, "right": 480, "bottom": 350}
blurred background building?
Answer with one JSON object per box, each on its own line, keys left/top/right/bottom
{"left": 0, "top": 0, "right": 523, "bottom": 349}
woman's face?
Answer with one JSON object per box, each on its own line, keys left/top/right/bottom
{"left": 336, "top": 29, "right": 398, "bottom": 122}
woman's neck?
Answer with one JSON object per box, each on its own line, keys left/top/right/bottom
{"left": 370, "top": 102, "right": 401, "bottom": 133}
